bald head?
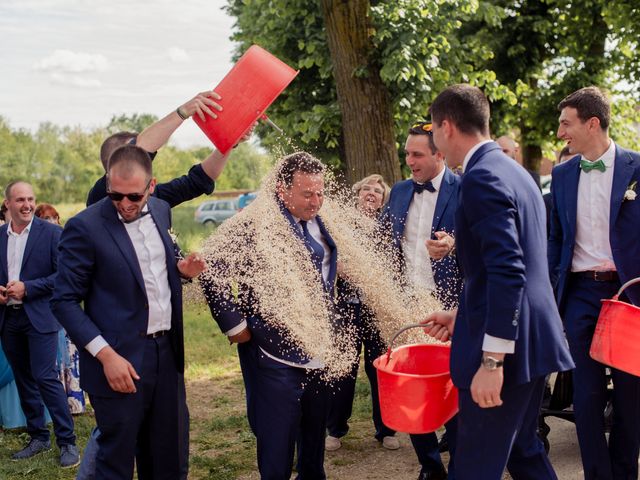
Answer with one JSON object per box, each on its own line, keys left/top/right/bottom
{"left": 496, "top": 136, "right": 519, "bottom": 160}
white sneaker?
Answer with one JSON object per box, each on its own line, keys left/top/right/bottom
{"left": 382, "top": 435, "right": 400, "bottom": 450}
{"left": 325, "top": 435, "right": 342, "bottom": 451}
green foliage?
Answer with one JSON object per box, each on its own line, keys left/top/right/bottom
{"left": 106, "top": 113, "right": 159, "bottom": 134}
{"left": 0, "top": 117, "right": 271, "bottom": 205}
{"left": 225, "top": 0, "right": 516, "bottom": 170}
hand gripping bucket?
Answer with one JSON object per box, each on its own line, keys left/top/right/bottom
{"left": 373, "top": 324, "right": 458, "bottom": 434}
{"left": 590, "top": 277, "right": 640, "bottom": 376}
{"left": 194, "top": 45, "right": 299, "bottom": 154}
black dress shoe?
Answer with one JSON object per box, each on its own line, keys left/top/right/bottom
{"left": 417, "top": 468, "right": 447, "bottom": 480}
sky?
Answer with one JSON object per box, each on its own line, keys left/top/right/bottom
{"left": 0, "top": 0, "right": 238, "bottom": 147}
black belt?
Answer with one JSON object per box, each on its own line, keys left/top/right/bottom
{"left": 573, "top": 270, "right": 619, "bottom": 282}
{"left": 146, "top": 330, "right": 169, "bottom": 339}
{"left": 6, "top": 304, "right": 23, "bottom": 310}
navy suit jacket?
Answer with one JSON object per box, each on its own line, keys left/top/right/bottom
{"left": 203, "top": 208, "right": 338, "bottom": 364}
{"left": 0, "top": 217, "right": 62, "bottom": 334}
{"left": 453, "top": 142, "right": 573, "bottom": 389}
{"left": 380, "top": 168, "right": 463, "bottom": 309}
{"left": 548, "top": 144, "right": 640, "bottom": 311}
{"left": 51, "top": 196, "right": 185, "bottom": 397}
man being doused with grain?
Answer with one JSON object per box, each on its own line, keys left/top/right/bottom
{"left": 201, "top": 152, "right": 340, "bottom": 480}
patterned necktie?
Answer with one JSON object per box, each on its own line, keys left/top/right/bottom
{"left": 413, "top": 180, "right": 436, "bottom": 194}
{"left": 299, "top": 220, "right": 324, "bottom": 277}
{"left": 580, "top": 158, "right": 606, "bottom": 173}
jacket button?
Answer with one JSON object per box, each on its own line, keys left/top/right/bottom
{"left": 512, "top": 320, "right": 518, "bottom": 326}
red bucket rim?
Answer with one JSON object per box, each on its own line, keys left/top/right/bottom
{"left": 374, "top": 343, "right": 451, "bottom": 379}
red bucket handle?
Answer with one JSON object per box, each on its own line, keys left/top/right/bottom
{"left": 383, "top": 323, "right": 434, "bottom": 365}
{"left": 613, "top": 277, "right": 640, "bottom": 302}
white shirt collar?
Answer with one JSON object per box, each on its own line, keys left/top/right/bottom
{"left": 582, "top": 139, "right": 615, "bottom": 166}
{"left": 7, "top": 218, "right": 33, "bottom": 236}
{"left": 462, "top": 139, "right": 494, "bottom": 173}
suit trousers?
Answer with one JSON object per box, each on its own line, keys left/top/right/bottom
{"left": 0, "top": 307, "right": 75, "bottom": 446}
{"left": 89, "top": 334, "right": 189, "bottom": 480}
{"left": 238, "top": 341, "right": 328, "bottom": 480}
{"left": 410, "top": 417, "right": 457, "bottom": 478}
{"left": 455, "top": 377, "right": 555, "bottom": 480}
{"left": 564, "top": 276, "right": 640, "bottom": 480}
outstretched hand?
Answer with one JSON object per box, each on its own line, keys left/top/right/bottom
{"left": 177, "top": 252, "right": 207, "bottom": 279}
{"left": 422, "top": 309, "right": 457, "bottom": 342}
{"left": 179, "top": 91, "right": 223, "bottom": 122}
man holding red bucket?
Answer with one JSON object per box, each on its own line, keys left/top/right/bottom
{"left": 380, "top": 121, "right": 463, "bottom": 480}
{"left": 549, "top": 86, "right": 640, "bottom": 480}
{"left": 425, "top": 84, "right": 574, "bottom": 479}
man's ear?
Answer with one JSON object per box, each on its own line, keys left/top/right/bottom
{"left": 148, "top": 177, "right": 158, "bottom": 195}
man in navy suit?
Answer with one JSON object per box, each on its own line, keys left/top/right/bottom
{"left": 426, "top": 84, "right": 574, "bottom": 479}
{"left": 51, "top": 145, "right": 205, "bottom": 480}
{"left": 380, "top": 122, "right": 463, "bottom": 480}
{"left": 0, "top": 181, "right": 79, "bottom": 467}
{"left": 549, "top": 86, "right": 640, "bottom": 480}
{"left": 202, "top": 152, "right": 337, "bottom": 479}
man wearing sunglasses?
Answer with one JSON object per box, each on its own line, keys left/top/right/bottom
{"left": 379, "top": 122, "right": 463, "bottom": 480}
{"left": 52, "top": 145, "right": 206, "bottom": 480}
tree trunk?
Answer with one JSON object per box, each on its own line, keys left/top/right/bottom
{"left": 320, "top": 0, "right": 402, "bottom": 185}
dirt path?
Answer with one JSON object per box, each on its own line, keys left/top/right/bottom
{"left": 237, "top": 416, "right": 584, "bottom": 479}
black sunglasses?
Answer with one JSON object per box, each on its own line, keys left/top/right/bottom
{"left": 106, "top": 179, "right": 151, "bottom": 202}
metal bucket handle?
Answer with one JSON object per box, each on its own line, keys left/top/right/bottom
{"left": 383, "top": 323, "right": 432, "bottom": 365}
{"left": 614, "top": 277, "right": 640, "bottom": 302}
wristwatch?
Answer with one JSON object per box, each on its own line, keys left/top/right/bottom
{"left": 481, "top": 356, "right": 504, "bottom": 371}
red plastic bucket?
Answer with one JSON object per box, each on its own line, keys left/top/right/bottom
{"left": 373, "top": 325, "right": 458, "bottom": 434}
{"left": 194, "top": 45, "right": 298, "bottom": 154}
{"left": 590, "top": 278, "right": 640, "bottom": 376}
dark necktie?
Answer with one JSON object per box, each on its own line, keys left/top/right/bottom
{"left": 580, "top": 158, "right": 606, "bottom": 173}
{"left": 299, "top": 220, "right": 325, "bottom": 278}
{"left": 413, "top": 180, "right": 436, "bottom": 194}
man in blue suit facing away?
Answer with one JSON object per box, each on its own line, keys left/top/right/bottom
{"left": 426, "top": 84, "right": 574, "bottom": 480}
{"left": 202, "top": 152, "right": 338, "bottom": 479}
{"left": 51, "top": 145, "right": 205, "bottom": 480}
{"left": 380, "top": 122, "right": 463, "bottom": 480}
{"left": 549, "top": 86, "right": 640, "bottom": 480}
{"left": 0, "top": 181, "right": 79, "bottom": 467}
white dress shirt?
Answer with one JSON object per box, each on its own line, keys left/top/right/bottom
{"left": 86, "top": 207, "right": 172, "bottom": 357}
{"left": 402, "top": 166, "right": 446, "bottom": 293}
{"left": 462, "top": 140, "right": 515, "bottom": 354}
{"left": 6, "top": 219, "right": 33, "bottom": 306}
{"left": 572, "top": 140, "right": 616, "bottom": 272}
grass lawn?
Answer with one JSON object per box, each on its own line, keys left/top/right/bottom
{"left": 0, "top": 303, "right": 378, "bottom": 479}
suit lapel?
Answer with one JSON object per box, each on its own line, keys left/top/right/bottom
{"left": 316, "top": 216, "right": 337, "bottom": 290}
{"left": 0, "top": 225, "right": 7, "bottom": 280}
{"left": 610, "top": 145, "right": 635, "bottom": 227}
{"left": 148, "top": 199, "right": 180, "bottom": 291}
{"left": 432, "top": 168, "right": 454, "bottom": 232}
{"left": 100, "top": 199, "right": 147, "bottom": 294}
{"left": 20, "top": 218, "right": 44, "bottom": 269}
{"left": 563, "top": 157, "right": 581, "bottom": 239}
{"left": 392, "top": 182, "right": 414, "bottom": 240}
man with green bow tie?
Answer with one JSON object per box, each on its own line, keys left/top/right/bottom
{"left": 549, "top": 86, "right": 640, "bottom": 480}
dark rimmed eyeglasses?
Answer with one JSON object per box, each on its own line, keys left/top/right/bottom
{"left": 106, "top": 179, "right": 151, "bottom": 202}
{"left": 411, "top": 122, "right": 433, "bottom": 134}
